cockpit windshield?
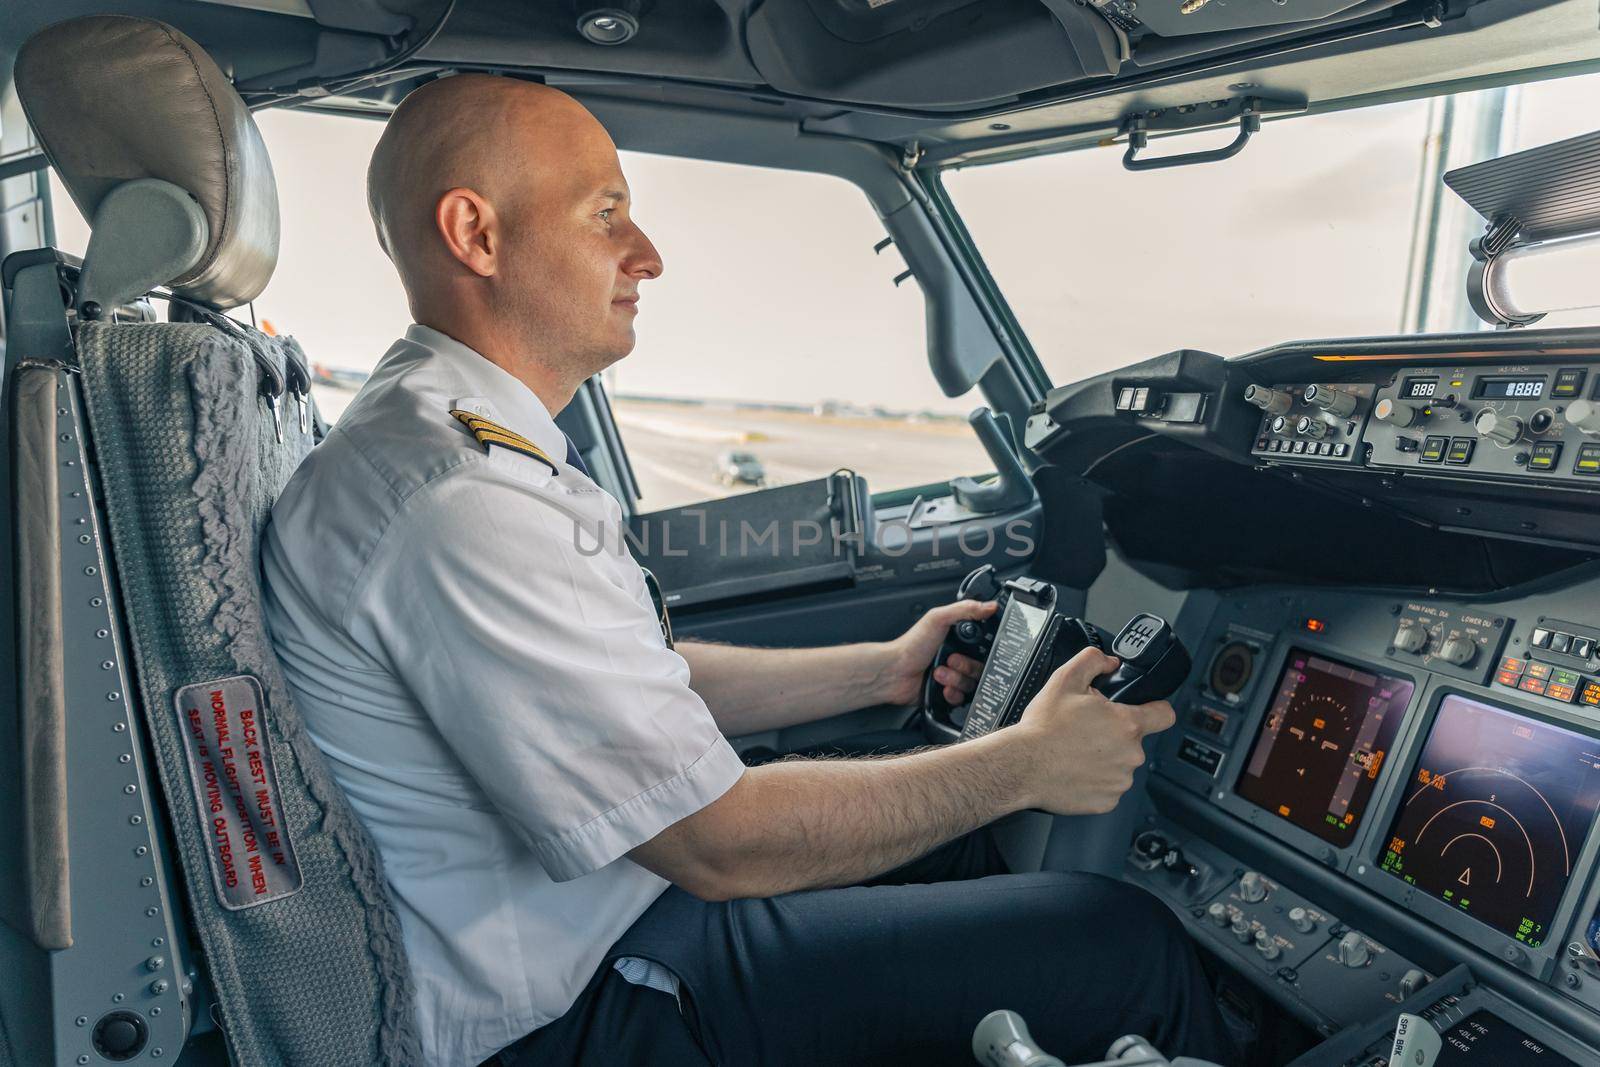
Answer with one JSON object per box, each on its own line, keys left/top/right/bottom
{"left": 943, "top": 70, "right": 1600, "bottom": 389}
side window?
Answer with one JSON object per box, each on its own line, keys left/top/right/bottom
{"left": 47, "top": 110, "right": 411, "bottom": 419}
{"left": 610, "top": 152, "right": 987, "bottom": 510}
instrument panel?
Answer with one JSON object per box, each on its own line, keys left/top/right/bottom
{"left": 1247, "top": 358, "right": 1600, "bottom": 485}
{"left": 1124, "top": 568, "right": 1600, "bottom": 1061}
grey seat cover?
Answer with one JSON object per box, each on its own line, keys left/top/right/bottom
{"left": 76, "top": 320, "right": 420, "bottom": 1066}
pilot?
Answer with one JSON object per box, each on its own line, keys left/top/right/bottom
{"left": 261, "top": 74, "right": 1234, "bottom": 1067}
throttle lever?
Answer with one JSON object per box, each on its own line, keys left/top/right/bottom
{"left": 1094, "top": 614, "right": 1190, "bottom": 706}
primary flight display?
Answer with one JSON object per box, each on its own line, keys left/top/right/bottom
{"left": 1235, "top": 651, "right": 1414, "bottom": 845}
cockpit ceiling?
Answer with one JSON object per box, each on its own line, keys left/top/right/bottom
{"left": 7, "top": 0, "right": 1600, "bottom": 157}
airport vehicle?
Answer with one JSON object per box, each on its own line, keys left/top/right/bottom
{"left": 4, "top": 1, "right": 1600, "bottom": 1065}
{"left": 714, "top": 449, "right": 767, "bottom": 487}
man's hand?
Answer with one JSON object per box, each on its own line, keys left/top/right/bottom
{"left": 877, "top": 599, "right": 998, "bottom": 707}
{"left": 1010, "top": 645, "right": 1176, "bottom": 816}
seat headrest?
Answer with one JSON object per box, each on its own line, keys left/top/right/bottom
{"left": 15, "top": 15, "right": 279, "bottom": 310}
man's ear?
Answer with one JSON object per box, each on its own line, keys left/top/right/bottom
{"left": 435, "top": 187, "right": 498, "bottom": 278}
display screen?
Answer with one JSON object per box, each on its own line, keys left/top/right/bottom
{"left": 1379, "top": 695, "right": 1600, "bottom": 948}
{"left": 1434, "top": 1010, "right": 1577, "bottom": 1065}
{"left": 1235, "top": 651, "right": 1414, "bottom": 845}
{"left": 1403, "top": 376, "right": 1440, "bottom": 399}
{"left": 1473, "top": 375, "right": 1547, "bottom": 400}
{"left": 962, "top": 598, "right": 1050, "bottom": 736}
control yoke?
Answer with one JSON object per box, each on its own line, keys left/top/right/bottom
{"left": 972, "top": 1011, "right": 1224, "bottom": 1067}
{"left": 922, "top": 565, "right": 1191, "bottom": 743}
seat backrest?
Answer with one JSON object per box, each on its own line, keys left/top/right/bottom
{"left": 2, "top": 16, "right": 418, "bottom": 1066}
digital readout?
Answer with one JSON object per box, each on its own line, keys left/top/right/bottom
{"left": 1473, "top": 376, "right": 1546, "bottom": 400}
{"left": 1403, "top": 377, "right": 1439, "bottom": 399}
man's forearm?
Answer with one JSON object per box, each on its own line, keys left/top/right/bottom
{"left": 678, "top": 639, "right": 899, "bottom": 735}
{"left": 633, "top": 729, "right": 1030, "bottom": 899}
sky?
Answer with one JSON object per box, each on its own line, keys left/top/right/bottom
{"left": 48, "top": 70, "right": 1600, "bottom": 410}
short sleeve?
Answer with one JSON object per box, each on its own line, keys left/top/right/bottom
{"left": 348, "top": 464, "right": 745, "bottom": 882}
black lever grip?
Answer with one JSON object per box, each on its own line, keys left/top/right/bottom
{"left": 1094, "top": 614, "right": 1191, "bottom": 705}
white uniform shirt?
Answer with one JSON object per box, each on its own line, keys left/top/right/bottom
{"left": 261, "top": 325, "right": 745, "bottom": 1066}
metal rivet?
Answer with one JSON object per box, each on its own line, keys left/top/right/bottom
{"left": 152, "top": 1049, "right": 164, "bottom": 1059}
{"left": 79, "top": 534, "right": 91, "bottom": 544}
{"left": 152, "top": 937, "right": 164, "bottom": 947}
{"left": 150, "top": 1007, "right": 162, "bottom": 1017}
{"left": 75, "top": 1016, "right": 88, "bottom": 1027}
{"left": 149, "top": 979, "right": 168, "bottom": 995}
{"left": 120, "top": 754, "right": 132, "bottom": 764}
{"left": 130, "top": 815, "right": 143, "bottom": 825}
{"left": 108, "top": 692, "right": 121, "bottom": 701}
{"left": 146, "top": 955, "right": 165, "bottom": 972}
{"left": 114, "top": 723, "right": 127, "bottom": 732}
{"left": 77, "top": 517, "right": 87, "bottom": 524}
{"left": 97, "top": 629, "right": 109, "bottom": 638}
{"left": 78, "top": 1056, "right": 89, "bottom": 1065}
{"left": 84, "top": 565, "right": 97, "bottom": 575}
{"left": 58, "top": 407, "right": 69, "bottom": 415}
{"left": 124, "top": 784, "right": 137, "bottom": 795}
{"left": 112, "top": 993, "right": 124, "bottom": 1003}
{"left": 90, "top": 596, "right": 104, "bottom": 606}
{"left": 60, "top": 433, "right": 71, "bottom": 441}
{"left": 71, "top": 490, "right": 82, "bottom": 497}
{"left": 141, "top": 876, "right": 154, "bottom": 887}
{"left": 101, "top": 660, "right": 115, "bottom": 670}
{"left": 134, "top": 845, "right": 147, "bottom": 856}
{"left": 65, "top": 459, "right": 75, "bottom": 466}
{"left": 145, "top": 907, "right": 159, "bottom": 917}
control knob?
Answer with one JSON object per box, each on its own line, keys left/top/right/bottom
{"left": 1288, "top": 907, "right": 1316, "bottom": 935}
{"left": 1305, "top": 385, "right": 1358, "bottom": 419}
{"left": 1244, "top": 385, "right": 1294, "bottom": 416}
{"left": 1475, "top": 409, "right": 1523, "bottom": 448}
{"left": 1253, "top": 930, "right": 1281, "bottom": 961}
{"left": 1399, "top": 969, "right": 1428, "bottom": 998}
{"left": 1568, "top": 399, "right": 1600, "bottom": 437}
{"left": 1296, "top": 416, "right": 1330, "bottom": 440}
{"left": 1437, "top": 635, "right": 1477, "bottom": 667}
{"left": 1392, "top": 620, "right": 1429, "bottom": 654}
{"left": 1238, "top": 871, "right": 1269, "bottom": 903}
{"left": 1206, "top": 902, "right": 1230, "bottom": 928}
{"left": 1374, "top": 397, "right": 1424, "bottom": 428}
{"left": 1270, "top": 415, "right": 1290, "bottom": 434}
{"left": 1230, "top": 917, "right": 1254, "bottom": 944}
{"left": 1337, "top": 932, "right": 1371, "bottom": 968}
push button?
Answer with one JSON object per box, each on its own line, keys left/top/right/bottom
{"left": 1576, "top": 443, "right": 1600, "bottom": 476}
{"left": 1446, "top": 437, "right": 1476, "bottom": 465}
{"left": 1420, "top": 436, "right": 1448, "bottom": 463}
{"left": 1527, "top": 662, "right": 1554, "bottom": 680}
{"left": 1548, "top": 683, "right": 1578, "bottom": 704}
{"left": 1529, "top": 441, "right": 1563, "bottom": 471}
{"left": 1583, "top": 682, "right": 1600, "bottom": 708}
{"left": 1532, "top": 628, "right": 1553, "bottom": 649}
{"left": 1573, "top": 637, "right": 1595, "bottom": 660}
{"left": 1553, "top": 368, "right": 1588, "bottom": 398}
{"left": 1496, "top": 669, "right": 1523, "bottom": 687}
{"left": 1550, "top": 633, "right": 1573, "bottom": 654}
{"left": 1520, "top": 676, "right": 1549, "bottom": 696}
{"left": 1499, "top": 656, "right": 1528, "bottom": 674}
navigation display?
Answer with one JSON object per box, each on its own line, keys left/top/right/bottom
{"left": 1235, "top": 651, "right": 1414, "bottom": 845}
{"left": 1379, "top": 695, "right": 1600, "bottom": 948}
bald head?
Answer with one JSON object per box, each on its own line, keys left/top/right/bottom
{"left": 365, "top": 74, "right": 662, "bottom": 410}
{"left": 368, "top": 75, "right": 600, "bottom": 294}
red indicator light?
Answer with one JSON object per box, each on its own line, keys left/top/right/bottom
{"left": 1304, "top": 618, "right": 1327, "bottom": 633}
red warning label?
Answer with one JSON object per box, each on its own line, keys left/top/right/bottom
{"left": 175, "top": 675, "right": 302, "bottom": 909}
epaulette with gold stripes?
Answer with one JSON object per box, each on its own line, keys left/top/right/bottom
{"left": 449, "top": 409, "right": 558, "bottom": 473}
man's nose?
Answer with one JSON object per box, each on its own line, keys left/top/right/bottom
{"left": 626, "top": 222, "right": 663, "bottom": 280}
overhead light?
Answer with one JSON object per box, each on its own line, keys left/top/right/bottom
{"left": 577, "top": 2, "right": 643, "bottom": 45}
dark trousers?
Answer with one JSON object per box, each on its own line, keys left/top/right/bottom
{"left": 499, "top": 825, "right": 1235, "bottom": 1066}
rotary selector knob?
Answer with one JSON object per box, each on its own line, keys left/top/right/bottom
{"left": 1337, "top": 932, "right": 1372, "bottom": 968}
{"left": 1399, "top": 969, "right": 1428, "bottom": 998}
{"left": 1238, "top": 871, "right": 1269, "bottom": 903}
{"left": 1374, "top": 397, "right": 1423, "bottom": 427}
{"left": 1288, "top": 907, "right": 1316, "bottom": 935}
{"left": 1475, "top": 409, "right": 1523, "bottom": 448}
{"left": 1245, "top": 385, "right": 1294, "bottom": 416}
{"left": 1305, "top": 385, "right": 1358, "bottom": 418}
{"left": 1230, "top": 917, "right": 1254, "bottom": 944}
{"left": 1254, "top": 930, "right": 1281, "bottom": 960}
{"left": 1437, "top": 635, "right": 1477, "bottom": 666}
{"left": 1270, "top": 415, "right": 1289, "bottom": 434}
{"left": 1392, "top": 620, "right": 1429, "bottom": 654}
{"left": 1568, "top": 399, "right": 1600, "bottom": 437}
{"left": 1296, "top": 416, "right": 1330, "bottom": 440}
{"left": 1207, "top": 902, "right": 1230, "bottom": 927}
